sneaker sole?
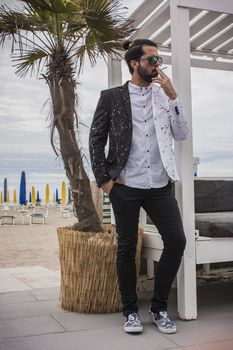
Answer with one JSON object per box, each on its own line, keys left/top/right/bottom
{"left": 124, "top": 326, "right": 143, "bottom": 333}
{"left": 149, "top": 315, "right": 177, "bottom": 334}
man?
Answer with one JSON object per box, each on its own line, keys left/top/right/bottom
{"left": 89, "top": 38, "right": 189, "bottom": 334}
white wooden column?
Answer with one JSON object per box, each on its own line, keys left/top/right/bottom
{"left": 108, "top": 55, "right": 122, "bottom": 225}
{"left": 170, "top": 0, "right": 197, "bottom": 320}
{"left": 108, "top": 55, "right": 122, "bottom": 88}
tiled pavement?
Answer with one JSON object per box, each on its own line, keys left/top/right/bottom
{"left": 0, "top": 267, "right": 233, "bottom": 350}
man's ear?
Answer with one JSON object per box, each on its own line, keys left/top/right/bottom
{"left": 130, "top": 60, "right": 139, "bottom": 71}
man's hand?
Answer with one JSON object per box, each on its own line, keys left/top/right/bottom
{"left": 101, "top": 179, "right": 114, "bottom": 195}
{"left": 101, "top": 178, "right": 125, "bottom": 195}
{"left": 152, "top": 67, "right": 177, "bottom": 100}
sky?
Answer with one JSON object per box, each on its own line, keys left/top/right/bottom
{"left": 0, "top": 0, "right": 233, "bottom": 201}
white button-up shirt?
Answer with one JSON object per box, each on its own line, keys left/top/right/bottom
{"left": 119, "top": 81, "right": 169, "bottom": 189}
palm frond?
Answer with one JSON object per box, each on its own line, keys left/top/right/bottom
{"left": 21, "top": 0, "right": 52, "bottom": 12}
{"left": 22, "top": 0, "right": 78, "bottom": 14}
{"left": 0, "top": 0, "right": 135, "bottom": 77}
{"left": 67, "top": 0, "right": 135, "bottom": 69}
{"left": 0, "top": 4, "right": 44, "bottom": 36}
{"left": 12, "top": 47, "right": 49, "bottom": 77}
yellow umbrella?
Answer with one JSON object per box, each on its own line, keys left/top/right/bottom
{"left": 31, "top": 186, "right": 36, "bottom": 205}
{"left": 7, "top": 190, "right": 10, "bottom": 203}
{"left": 45, "top": 184, "right": 50, "bottom": 204}
{"left": 13, "top": 189, "right": 17, "bottom": 204}
{"left": 0, "top": 192, "right": 3, "bottom": 204}
{"left": 61, "top": 181, "right": 66, "bottom": 206}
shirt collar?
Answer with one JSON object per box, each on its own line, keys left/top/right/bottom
{"left": 128, "top": 81, "right": 152, "bottom": 93}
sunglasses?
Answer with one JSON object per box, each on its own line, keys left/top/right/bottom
{"left": 137, "top": 55, "right": 163, "bottom": 66}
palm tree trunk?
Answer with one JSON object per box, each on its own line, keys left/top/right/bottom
{"left": 47, "top": 54, "right": 103, "bottom": 233}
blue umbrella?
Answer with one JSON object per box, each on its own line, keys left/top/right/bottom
{"left": 19, "top": 171, "right": 26, "bottom": 205}
{"left": 36, "top": 190, "right": 40, "bottom": 203}
{"left": 29, "top": 191, "right": 32, "bottom": 203}
{"left": 3, "top": 178, "right": 7, "bottom": 202}
{"left": 56, "top": 188, "right": 59, "bottom": 203}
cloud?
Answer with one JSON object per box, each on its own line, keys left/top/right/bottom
{"left": 190, "top": 66, "right": 233, "bottom": 175}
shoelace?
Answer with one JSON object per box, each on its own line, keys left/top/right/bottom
{"left": 127, "top": 313, "right": 141, "bottom": 325}
{"left": 158, "top": 311, "right": 174, "bottom": 327}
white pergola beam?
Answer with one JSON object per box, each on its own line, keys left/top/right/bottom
{"left": 177, "top": 0, "right": 233, "bottom": 15}
{"left": 130, "top": 0, "right": 164, "bottom": 28}
{"left": 190, "top": 12, "right": 224, "bottom": 41}
{"left": 161, "top": 54, "right": 233, "bottom": 71}
{"left": 153, "top": 8, "right": 203, "bottom": 45}
{"left": 219, "top": 39, "right": 233, "bottom": 52}
{"left": 201, "top": 26, "right": 233, "bottom": 51}
{"left": 170, "top": 0, "right": 197, "bottom": 320}
{"left": 132, "top": 1, "right": 170, "bottom": 40}
{"left": 191, "top": 15, "right": 233, "bottom": 48}
{"left": 186, "top": 58, "right": 233, "bottom": 71}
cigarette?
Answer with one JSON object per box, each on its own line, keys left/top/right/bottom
{"left": 160, "top": 67, "right": 167, "bottom": 71}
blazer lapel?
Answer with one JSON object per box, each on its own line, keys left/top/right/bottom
{"left": 151, "top": 84, "right": 160, "bottom": 122}
{"left": 119, "top": 81, "right": 132, "bottom": 121}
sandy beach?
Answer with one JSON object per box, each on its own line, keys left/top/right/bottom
{"left": 0, "top": 208, "right": 77, "bottom": 271}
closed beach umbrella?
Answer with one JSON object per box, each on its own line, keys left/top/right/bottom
{"left": 31, "top": 186, "right": 36, "bottom": 205}
{"left": 3, "top": 178, "right": 7, "bottom": 202}
{"left": 68, "top": 187, "right": 71, "bottom": 204}
{"left": 13, "top": 189, "right": 17, "bottom": 204}
{"left": 19, "top": 171, "right": 26, "bottom": 205}
{"left": 29, "top": 191, "right": 32, "bottom": 203}
{"left": 0, "top": 192, "right": 2, "bottom": 204}
{"left": 56, "top": 188, "right": 59, "bottom": 203}
{"left": 7, "top": 190, "right": 10, "bottom": 203}
{"left": 53, "top": 192, "right": 56, "bottom": 204}
{"left": 61, "top": 181, "right": 66, "bottom": 205}
{"left": 45, "top": 184, "right": 50, "bottom": 204}
{"left": 36, "top": 190, "right": 40, "bottom": 203}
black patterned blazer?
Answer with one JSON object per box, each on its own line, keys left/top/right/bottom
{"left": 89, "top": 81, "right": 189, "bottom": 188}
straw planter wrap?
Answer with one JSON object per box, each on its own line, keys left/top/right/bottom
{"left": 57, "top": 224, "right": 143, "bottom": 313}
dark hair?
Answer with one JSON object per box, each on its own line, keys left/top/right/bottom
{"left": 123, "top": 39, "right": 158, "bottom": 74}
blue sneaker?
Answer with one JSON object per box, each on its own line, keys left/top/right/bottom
{"left": 149, "top": 308, "right": 177, "bottom": 334}
{"left": 124, "top": 313, "right": 143, "bottom": 333}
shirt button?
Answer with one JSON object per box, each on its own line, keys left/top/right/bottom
{"left": 143, "top": 106, "right": 145, "bottom": 108}
{"left": 146, "top": 134, "right": 148, "bottom": 137}
{"left": 144, "top": 120, "right": 147, "bottom": 122}
{"left": 147, "top": 150, "right": 149, "bottom": 152}
{"left": 148, "top": 165, "right": 150, "bottom": 168}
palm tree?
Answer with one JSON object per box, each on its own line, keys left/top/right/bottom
{"left": 0, "top": 0, "right": 134, "bottom": 232}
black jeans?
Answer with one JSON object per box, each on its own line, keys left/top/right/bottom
{"left": 109, "top": 180, "right": 186, "bottom": 317}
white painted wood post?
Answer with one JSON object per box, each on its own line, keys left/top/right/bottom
{"left": 107, "top": 55, "right": 122, "bottom": 225}
{"left": 170, "top": 0, "right": 197, "bottom": 320}
{"left": 108, "top": 55, "right": 122, "bottom": 88}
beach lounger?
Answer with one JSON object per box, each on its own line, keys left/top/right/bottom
{"left": 30, "top": 213, "right": 46, "bottom": 224}
{"left": 0, "top": 215, "right": 16, "bottom": 226}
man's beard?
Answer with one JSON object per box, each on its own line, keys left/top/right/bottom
{"left": 138, "top": 64, "right": 158, "bottom": 83}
